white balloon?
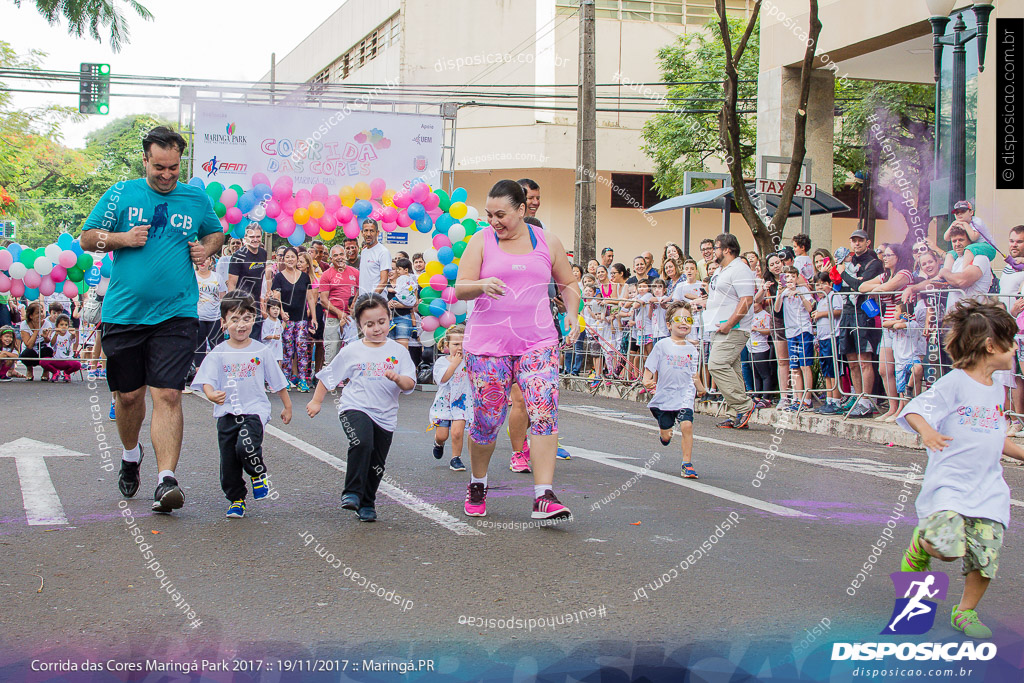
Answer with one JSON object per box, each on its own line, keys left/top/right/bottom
{"left": 44, "top": 244, "right": 63, "bottom": 262}
{"left": 450, "top": 300, "right": 468, "bottom": 316}
{"left": 448, "top": 224, "right": 466, "bottom": 242}
{"left": 424, "top": 248, "right": 439, "bottom": 263}
{"left": 250, "top": 204, "right": 266, "bottom": 221}
{"left": 96, "top": 279, "right": 109, "bottom": 296}
{"left": 33, "top": 257, "right": 53, "bottom": 276}
{"left": 419, "top": 331, "right": 436, "bottom": 347}
{"left": 8, "top": 262, "right": 27, "bottom": 279}
{"left": 465, "top": 206, "right": 479, "bottom": 221}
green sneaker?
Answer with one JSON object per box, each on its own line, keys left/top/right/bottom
{"left": 951, "top": 605, "right": 992, "bottom": 638}
{"left": 839, "top": 396, "right": 858, "bottom": 412}
{"left": 900, "top": 527, "right": 931, "bottom": 572}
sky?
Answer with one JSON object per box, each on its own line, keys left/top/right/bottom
{"left": 1, "top": 0, "right": 345, "bottom": 148}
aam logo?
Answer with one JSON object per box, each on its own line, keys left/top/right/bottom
{"left": 201, "top": 156, "right": 248, "bottom": 177}
{"left": 882, "top": 571, "right": 949, "bottom": 635}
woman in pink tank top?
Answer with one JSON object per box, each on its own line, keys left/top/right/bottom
{"left": 455, "top": 180, "right": 580, "bottom": 521}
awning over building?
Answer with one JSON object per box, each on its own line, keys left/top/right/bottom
{"left": 645, "top": 184, "right": 850, "bottom": 218}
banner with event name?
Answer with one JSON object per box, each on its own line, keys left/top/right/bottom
{"left": 192, "top": 101, "right": 443, "bottom": 192}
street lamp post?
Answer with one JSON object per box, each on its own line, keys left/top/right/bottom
{"left": 926, "top": 0, "right": 994, "bottom": 214}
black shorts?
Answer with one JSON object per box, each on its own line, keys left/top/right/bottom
{"left": 650, "top": 406, "right": 694, "bottom": 430}
{"left": 102, "top": 317, "right": 198, "bottom": 393}
{"left": 838, "top": 310, "right": 881, "bottom": 356}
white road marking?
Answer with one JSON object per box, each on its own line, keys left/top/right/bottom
{"left": 264, "top": 425, "right": 484, "bottom": 536}
{"left": 0, "top": 438, "right": 86, "bottom": 525}
{"left": 570, "top": 446, "right": 813, "bottom": 518}
{"left": 561, "top": 405, "right": 1024, "bottom": 509}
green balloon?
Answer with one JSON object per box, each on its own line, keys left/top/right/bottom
{"left": 214, "top": 202, "right": 227, "bottom": 218}
{"left": 433, "top": 326, "right": 447, "bottom": 343}
{"left": 417, "top": 301, "right": 432, "bottom": 316}
{"left": 67, "top": 266, "right": 84, "bottom": 282}
{"left": 19, "top": 248, "right": 36, "bottom": 267}
{"left": 420, "top": 288, "right": 440, "bottom": 301}
{"left": 229, "top": 184, "right": 244, "bottom": 198}
{"left": 76, "top": 253, "right": 92, "bottom": 270}
{"left": 452, "top": 241, "right": 467, "bottom": 259}
{"left": 76, "top": 280, "right": 87, "bottom": 294}
{"left": 435, "top": 189, "right": 451, "bottom": 212}
{"left": 462, "top": 219, "right": 477, "bottom": 236}
{"left": 206, "top": 182, "right": 225, "bottom": 199}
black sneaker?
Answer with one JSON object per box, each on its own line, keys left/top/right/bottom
{"left": 357, "top": 506, "right": 377, "bottom": 522}
{"left": 152, "top": 476, "right": 185, "bottom": 514}
{"left": 432, "top": 441, "right": 444, "bottom": 459}
{"left": 117, "top": 445, "right": 144, "bottom": 498}
{"left": 341, "top": 493, "right": 360, "bottom": 510}
{"left": 449, "top": 456, "right": 466, "bottom": 471}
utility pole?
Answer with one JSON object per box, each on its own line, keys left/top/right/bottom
{"left": 266, "top": 52, "right": 277, "bottom": 256}
{"left": 573, "top": 0, "right": 596, "bottom": 264}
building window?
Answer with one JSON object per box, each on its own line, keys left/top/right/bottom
{"left": 556, "top": 0, "right": 752, "bottom": 24}
{"left": 609, "top": 173, "right": 664, "bottom": 209}
{"left": 313, "top": 13, "right": 400, "bottom": 85}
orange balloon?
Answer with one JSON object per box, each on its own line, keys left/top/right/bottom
{"left": 293, "top": 207, "right": 310, "bottom": 225}
{"left": 308, "top": 201, "right": 325, "bottom": 219}
{"left": 382, "top": 189, "right": 396, "bottom": 208}
{"left": 353, "top": 182, "right": 372, "bottom": 201}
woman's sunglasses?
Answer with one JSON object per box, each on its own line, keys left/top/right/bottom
{"left": 912, "top": 245, "right": 929, "bottom": 254}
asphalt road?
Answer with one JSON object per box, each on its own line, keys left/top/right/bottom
{"left": 1, "top": 378, "right": 1023, "bottom": 682}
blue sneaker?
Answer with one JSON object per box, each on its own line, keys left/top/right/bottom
{"left": 251, "top": 475, "right": 269, "bottom": 500}
{"left": 449, "top": 456, "right": 466, "bottom": 471}
{"left": 432, "top": 441, "right": 444, "bottom": 459}
{"left": 226, "top": 500, "right": 245, "bottom": 518}
{"left": 556, "top": 446, "right": 571, "bottom": 460}
{"left": 296, "top": 379, "right": 310, "bottom": 393}
{"left": 341, "top": 493, "right": 360, "bottom": 510}
{"left": 109, "top": 399, "right": 116, "bottom": 421}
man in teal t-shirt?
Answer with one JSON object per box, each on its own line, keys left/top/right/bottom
{"left": 80, "top": 126, "right": 224, "bottom": 516}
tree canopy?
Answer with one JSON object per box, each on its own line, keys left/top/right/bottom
{"left": 9, "top": 0, "right": 153, "bottom": 52}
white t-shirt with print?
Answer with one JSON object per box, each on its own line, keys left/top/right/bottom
{"left": 196, "top": 271, "right": 227, "bottom": 322}
{"left": 781, "top": 286, "right": 813, "bottom": 338}
{"left": 429, "top": 354, "right": 471, "bottom": 422}
{"left": 897, "top": 369, "right": 1011, "bottom": 526}
{"left": 51, "top": 330, "right": 76, "bottom": 359}
{"left": 650, "top": 295, "right": 669, "bottom": 338}
{"left": 794, "top": 254, "right": 815, "bottom": 282}
{"left": 946, "top": 253, "right": 993, "bottom": 312}
{"left": 644, "top": 337, "right": 700, "bottom": 411}
{"left": 747, "top": 310, "right": 772, "bottom": 353}
{"left": 814, "top": 294, "right": 841, "bottom": 341}
{"left": 358, "top": 242, "right": 392, "bottom": 295}
{"left": 190, "top": 339, "right": 289, "bottom": 425}
{"left": 261, "top": 318, "right": 284, "bottom": 362}
{"left": 705, "top": 258, "right": 756, "bottom": 333}
{"left": 673, "top": 281, "right": 703, "bottom": 341}
{"left": 19, "top": 319, "right": 53, "bottom": 352}
{"left": 315, "top": 338, "right": 415, "bottom": 430}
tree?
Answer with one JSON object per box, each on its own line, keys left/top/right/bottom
{"left": 9, "top": 0, "right": 153, "bottom": 52}
{"left": 717, "top": 0, "right": 821, "bottom": 256}
{"left": 642, "top": 16, "right": 759, "bottom": 196}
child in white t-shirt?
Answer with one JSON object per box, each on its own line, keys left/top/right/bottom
{"left": 261, "top": 299, "right": 284, "bottom": 364}
{"left": 47, "top": 314, "right": 81, "bottom": 382}
{"left": 775, "top": 266, "right": 816, "bottom": 410}
{"left": 897, "top": 300, "right": 1024, "bottom": 639}
{"left": 811, "top": 273, "right": 843, "bottom": 412}
{"left": 649, "top": 278, "right": 669, "bottom": 342}
{"left": 191, "top": 291, "right": 292, "bottom": 519}
{"left": 429, "top": 324, "right": 470, "bottom": 472}
{"left": 308, "top": 294, "right": 416, "bottom": 523}
{"left": 642, "top": 300, "right": 706, "bottom": 479}
{"left": 747, "top": 300, "right": 773, "bottom": 406}
{"left": 886, "top": 301, "right": 926, "bottom": 405}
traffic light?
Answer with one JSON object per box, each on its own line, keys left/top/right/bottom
{"left": 79, "top": 62, "right": 110, "bottom": 115}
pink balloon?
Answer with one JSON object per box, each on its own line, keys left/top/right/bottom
{"left": 225, "top": 207, "right": 243, "bottom": 224}
{"left": 58, "top": 250, "right": 77, "bottom": 269}
{"left": 295, "top": 189, "right": 312, "bottom": 208}
{"left": 392, "top": 192, "right": 412, "bottom": 209}
{"left": 0, "top": 273, "right": 9, "bottom": 292}
{"left": 411, "top": 183, "right": 429, "bottom": 203}
{"left": 0, "top": 251, "right": 11, "bottom": 271}
{"left": 271, "top": 184, "right": 291, "bottom": 202}
{"left": 427, "top": 207, "right": 444, "bottom": 221}
{"left": 441, "top": 287, "right": 458, "bottom": 304}
{"left": 396, "top": 211, "right": 413, "bottom": 228}
{"left": 62, "top": 280, "right": 78, "bottom": 298}
{"left": 23, "top": 270, "right": 41, "bottom": 288}
{"left": 382, "top": 221, "right": 397, "bottom": 233}
{"left": 343, "top": 223, "right": 360, "bottom": 240}
{"left": 422, "top": 192, "right": 440, "bottom": 210}
{"left": 370, "top": 207, "right": 384, "bottom": 221}
{"left": 311, "top": 183, "right": 329, "bottom": 202}
{"left": 318, "top": 214, "right": 337, "bottom": 230}
{"left": 281, "top": 196, "right": 298, "bottom": 215}
{"left": 252, "top": 172, "right": 271, "bottom": 188}
{"left": 432, "top": 234, "right": 452, "bottom": 249}
{"left": 220, "top": 189, "right": 238, "bottom": 208}
{"left": 265, "top": 199, "right": 282, "bottom": 218}
{"left": 38, "top": 276, "right": 56, "bottom": 296}
{"left": 336, "top": 206, "right": 353, "bottom": 224}
{"left": 304, "top": 222, "right": 320, "bottom": 237}
{"left": 439, "top": 311, "right": 456, "bottom": 328}
{"left": 50, "top": 265, "right": 67, "bottom": 282}
{"left": 325, "top": 195, "right": 341, "bottom": 213}
{"left": 277, "top": 216, "right": 296, "bottom": 238}
{"left": 381, "top": 207, "right": 398, "bottom": 223}
{"left": 370, "top": 178, "right": 387, "bottom": 199}
{"left": 220, "top": 217, "right": 230, "bottom": 232}
{"left": 421, "top": 316, "right": 439, "bottom": 332}
{"left": 429, "top": 274, "right": 447, "bottom": 291}
{"left": 10, "top": 279, "right": 25, "bottom": 297}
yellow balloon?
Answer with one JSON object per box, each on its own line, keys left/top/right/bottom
{"left": 320, "top": 230, "right": 336, "bottom": 241}
{"left": 293, "top": 207, "right": 310, "bottom": 225}
{"left": 354, "top": 182, "right": 372, "bottom": 201}
{"left": 578, "top": 315, "right": 586, "bottom": 331}
{"left": 382, "top": 189, "right": 396, "bottom": 207}
{"left": 339, "top": 186, "right": 355, "bottom": 207}
{"left": 449, "top": 202, "right": 467, "bottom": 220}
{"left": 425, "top": 261, "right": 443, "bottom": 276}
{"left": 418, "top": 272, "right": 432, "bottom": 288}
{"left": 308, "top": 201, "right": 325, "bottom": 219}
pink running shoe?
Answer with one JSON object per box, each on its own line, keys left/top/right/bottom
{"left": 532, "top": 489, "right": 571, "bottom": 520}
{"left": 464, "top": 482, "right": 487, "bottom": 517}
{"left": 509, "top": 446, "right": 531, "bottom": 473}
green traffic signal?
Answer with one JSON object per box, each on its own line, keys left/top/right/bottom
{"left": 79, "top": 62, "right": 110, "bottom": 115}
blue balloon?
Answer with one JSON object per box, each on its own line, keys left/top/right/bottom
{"left": 254, "top": 183, "right": 272, "bottom": 201}
{"left": 442, "top": 263, "right": 459, "bottom": 281}
{"left": 57, "top": 233, "right": 74, "bottom": 249}
{"left": 428, "top": 299, "right": 447, "bottom": 317}
{"left": 416, "top": 214, "right": 433, "bottom": 232}
{"left": 437, "top": 246, "right": 454, "bottom": 265}
{"left": 287, "top": 230, "right": 305, "bottom": 247}
{"left": 85, "top": 265, "right": 102, "bottom": 286}
{"left": 99, "top": 259, "right": 112, "bottom": 278}
{"left": 451, "top": 187, "right": 468, "bottom": 203}
{"left": 7, "top": 243, "right": 21, "bottom": 260}
{"left": 237, "top": 191, "right": 256, "bottom": 214}
{"left": 230, "top": 225, "right": 246, "bottom": 240}
{"left": 24, "top": 287, "right": 39, "bottom": 301}
{"left": 70, "top": 240, "right": 84, "bottom": 256}
{"left": 352, "top": 199, "right": 373, "bottom": 217}
{"left": 406, "top": 203, "right": 425, "bottom": 222}
{"left": 434, "top": 214, "right": 453, "bottom": 234}
{"left": 454, "top": 312, "right": 467, "bottom": 324}
{"left": 259, "top": 217, "right": 278, "bottom": 234}
{"left": 188, "top": 177, "right": 206, "bottom": 189}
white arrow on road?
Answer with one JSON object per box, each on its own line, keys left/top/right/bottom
{"left": 566, "top": 446, "right": 814, "bottom": 518}
{"left": 0, "top": 438, "right": 87, "bottom": 525}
